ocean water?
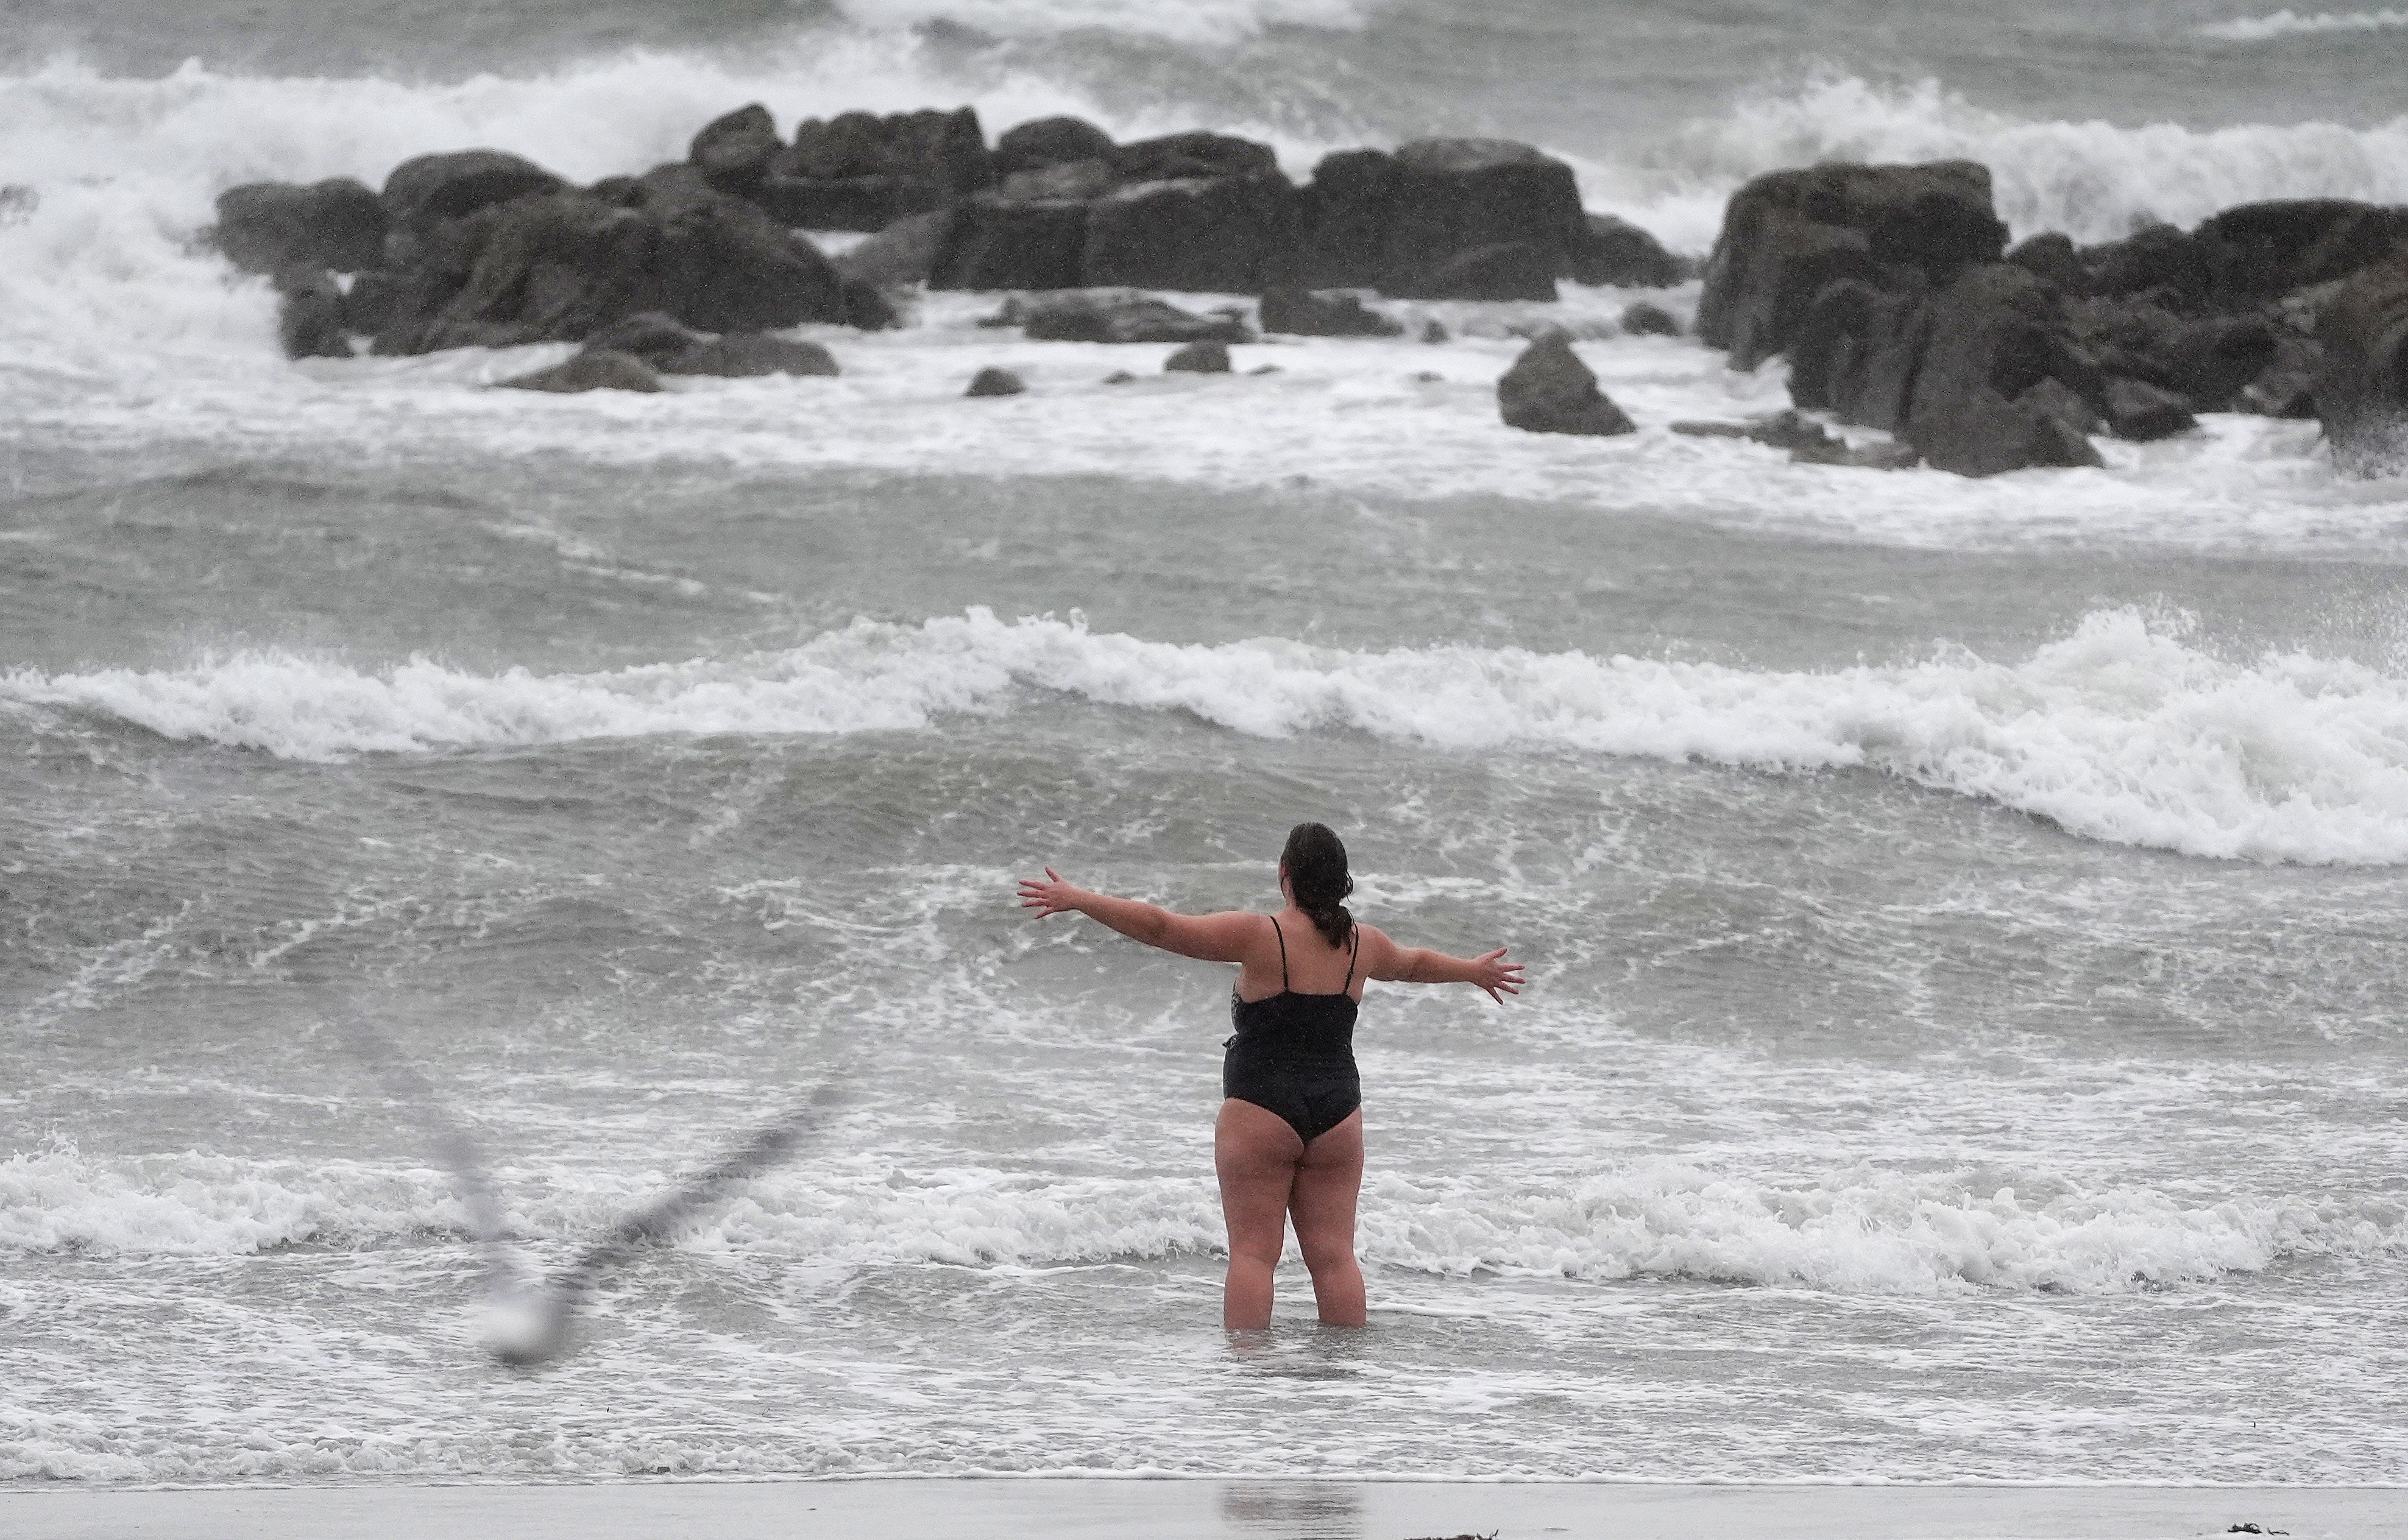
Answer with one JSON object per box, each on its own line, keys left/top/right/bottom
{"left": 7, "top": 0, "right": 2408, "bottom": 1491}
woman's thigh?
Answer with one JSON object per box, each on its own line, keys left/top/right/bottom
{"left": 1287, "top": 1110, "right": 1364, "bottom": 1260}
{"left": 1216, "top": 1098, "right": 1303, "bottom": 1257}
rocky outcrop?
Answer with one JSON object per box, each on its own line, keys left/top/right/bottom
{"left": 1083, "top": 171, "right": 1300, "bottom": 294}
{"left": 1698, "top": 161, "right": 2006, "bottom": 369}
{"left": 1496, "top": 331, "right": 1634, "bottom": 436}
{"left": 1257, "top": 288, "right": 1402, "bottom": 336}
{"left": 381, "top": 150, "right": 564, "bottom": 240}
{"left": 364, "top": 165, "right": 849, "bottom": 356}
{"left": 214, "top": 178, "right": 387, "bottom": 275}
{"left": 2313, "top": 254, "right": 2408, "bottom": 472}
{"left": 830, "top": 209, "right": 953, "bottom": 289}
{"left": 1570, "top": 214, "right": 1687, "bottom": 288}
{"left": 690, "top": 104, "right": 782, "bottom": 196}
{"left": 759, "top": 107, "right": 993, "bottom": 231}
{"left": 994, "top": 116, "right": 1117, "bottom": 179}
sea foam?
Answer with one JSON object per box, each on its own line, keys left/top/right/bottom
{"left": 3, "top": 1145, "right": 2393, "bottom": 1296}
{"left": 12, "top": 608, "right": 2408, "bottom": 866}
{"left": 2200, "top": 9, "right": 2408, "bottom": 41}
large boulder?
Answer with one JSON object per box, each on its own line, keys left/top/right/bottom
{"left": 2079, "top": 222, "right": 2212, "bottom": 308}
{"left": 994, "top": 116, "right": 1116, "bottom": 178}
{"left": 1569, "top": 213, "right": 1687, "bottom": 288}
{"left": 690, "top": 103, "right": 782, "bottom": 196}
{"left": 830, "top": 208, "right": 954, "bottom": 288}
{"left": 760, "top": 107, "right": 991, "bottom": 231}
{"left": 371, "top": 169, "right": 846, "bottom": 355}
{"left": 2196, "top": 200, "right": 2408, "bottom": 308}
{"left": 929, "top": 194, "right": 1091, "bottom": 290}
{"left": 381, "top": 150, "right": 564, "bottom": 238}
{"left": 1404, "top": 241, "right": 1558, "bottom": 302}
{"left": 1081, "top": 172, "right": 1300, "bottom": 294}
{"left": 1381, "top": 138, "right": 1584, "bottom": 300}
{"left": 1496, "top": 330, "right": 1635, "bottom": 436}
{"left": 1698, "top": 161, "right": 2006, "bottom": 367}
{"left": 1110, "top": 132, "right": 1277, "bottom": 183}
{"left": 1257, "top": 288, "right": 1402, "bottom": 336}
{"left": 214, "top": 178, "right": 388, "bottom": 275}
{"left": 1897, "top": 264, "right": 2103, "bottom": 475}
{"left": 993, "top": 289, "right": 1251, "bottom": 344}
{"left": 1292, "top": 149, "right": 1404, "bottom": 290}
{"left": 2313, "top": 254, "right": 2408, "bottom": 472}
{"left": 274, "top": 267, "right": 353, "bottom": 359}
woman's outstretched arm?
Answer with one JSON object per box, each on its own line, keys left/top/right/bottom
{"left": 1361, "top": 927, "right": 1523, "bottom": 1003}
{"left": 1017, "top": 868, "right": 1261, "bottom": 963}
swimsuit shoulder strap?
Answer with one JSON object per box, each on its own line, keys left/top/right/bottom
{"left": 1269, "top": 915, "right": 1289, "bottom": 990}
{"left": 1341, "top": 926, "right": 1359, "bottom": 994}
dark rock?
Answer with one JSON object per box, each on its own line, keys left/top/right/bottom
{"left": 1395, "top": 241, "right": 1557, "bottom": 303}
{"left": 2006, "top": 231, "right": 2086, "bottom": 294}
{"left": 1083, "top": 172, "right": 1301, "bottom": 293}
{"left": 1421, "top": 319, "right": 1450, "bottom": 343}
{"left": 1258, "top": 288, "right": 1403, "bottom": 336}
{"left": 1111, "top": 132, "right": 1277, "bottom": 184}
{"left": 785, "top": 107, "right": 992, "bottom": 194}
{"left": 1570, "top": 213, "right": 1686, "bottom": 288}
{"left": 839, "top": 277, "right": 900, "bottom": 331}
{"left": 1248, "top": 363, "right": 1281, "bottom": 375}
{"left": 1102, "top": 369, "right": 1136, "bottom": 384}
{"left": 215, "top": 178, "right": 388, "bottom": 275}
{"left": 2313, "top": 253, "right": 2408, "bottom": 470}
{"left": 1619, "top": 300, "right": 1680, "bottom": 337}
{"left": 1292, "top": 148, "right": 1405, "bottom": 289}
{"left": 831, "top": 208, "right": 954, "bottom": 288}
{"left": 2101, "top": 376, "right": 2197, "bottom": 440}
{"left": 690, "top": 104, "right": 781, "bottom": 196}
{"left": 498, "top": 349, "right": 664, "bottom": 392}
{"left": 1699, "top": 161, "right": 2005, "bottom": 366}
{"left": 929, "top": 194, "right": 1091, "bottom": 290}
{"left": 1496, "top": 330, "right": 1634, "bottom": 436}
{"left": 2240, "top": 330, "right": 2322, "bottom": 417}
{"left": 381, "top": 150, "right": 564, "bottom": 236}
{"left": 2159, "top": 314, "right": 2279, "bottom": 410}
{"left": 583, "top": 311, "right": 839, "bottom": 376}
{"left": 994, "top": 289, "right": 1251, "bottom": 344}
{"left": 996, "top": 158, "right": 1119, "bottom": 202}
{"left": 342, "top": 269, "right": 405, "bottom": 335}
{"left": 1164, "top": 340, "right": 1231, "bottom": 373}
{"left": 275, "top": 267, "right": 353, "bottom": 359}
{"left": 1899, "top": 264, "right": 2105, "bottom": 474}
{"left": 2081, "top": 222, "right": 2211, "bottom": 307}
{"left": 994, "top": 116, "right": 1117, "bottom": 179}
{"left": 2019, "top": 376, "right": 2103, "bottom": 439}
{"left": 2198, "top": 199, "right": 2408, "bottom": 308}
{"left": 372, "top": 173, "right": 845, "bottom": 355}
{"left": 1383, "top": 138, "right": 1584, "bottom": 298}
{"left": 966, "top": 366, "right": 1026, "bottom": 397}
{"left": 1669, "top": 408, "right": 1837, "bottom": 451}
{"left": 0, "top": 184, "right": 35, "bottom": 225}
{"left": 756, "top": 173, "right": 944, "bottom": 231}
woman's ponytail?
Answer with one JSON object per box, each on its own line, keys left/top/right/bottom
{"left": 1280, "top": 822, "right": 1354, "bottom": 949}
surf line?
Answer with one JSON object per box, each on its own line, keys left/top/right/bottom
{"left": 330, "top": 989, "right": 849, "bottom": 1368}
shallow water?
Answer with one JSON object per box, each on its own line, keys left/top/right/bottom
{"left": 6, "top": 0, "right": 2408, "bottom": 1489}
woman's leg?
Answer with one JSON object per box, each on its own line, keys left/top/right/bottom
{"left": 1215, "top": 1098, "right": 1303, "bottom": 1329}
{"left": 1287, "top": 1109, "right": 1367, "bottom": 1327}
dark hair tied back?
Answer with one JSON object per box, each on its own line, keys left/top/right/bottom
{"left": 1280, "top": 822, "right": 1354, "bottom": 949}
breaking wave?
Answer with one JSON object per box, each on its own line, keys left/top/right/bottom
{"left": 2200, "top": 8, "right": 2408, "bottom": 41}
{"left": 13, "top": 607, "right": 2408, "bottom": 865}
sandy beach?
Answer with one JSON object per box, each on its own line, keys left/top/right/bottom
{"left": 5, "top": 1480, "right": 2401, "bottom": 1540}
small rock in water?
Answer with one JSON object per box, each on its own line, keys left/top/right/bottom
{"left": 1412, "top": 370, "right": 1443, "bottom": 383}
{"left": 498, "top": 350, "right": 664, "bottom": 394}
{"left": 1102, "top": 370, "right": 1136, "bottom": 384}
{"left": 1421, "top": 319, "right": 1451, "bottom": 344}
{"left": 1247, "top": 363, "right": 1282, "bottom": 375}
{"left": 966, "top": 366, "right": 1027, "bottom": 397}
{"left": 1619, "top": 300, "right": 1681, "bottom": 337}
{"left": 1165, "top": 340, "right": 1232, "bottom": 373}
{"left": 1496, "top": 330, "right": 1634, "bottom": 436}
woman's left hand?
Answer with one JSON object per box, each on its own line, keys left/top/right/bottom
{"left": 1017, "top": 867, "right": 1085, "bottom": 919}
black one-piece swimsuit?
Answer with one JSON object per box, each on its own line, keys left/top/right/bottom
{"left": 1223, "top": 917, "right": 1362, "bottom": 1144}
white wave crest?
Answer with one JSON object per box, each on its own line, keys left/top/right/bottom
{"left": 4, "top": 1147, "right": 2392, "bottom": 1296}
{"left": 834, "top": 0, "right": 1377, "bottom": 46}
{"left": 2200, "top": 9, "right": 2408, "bottom": 41}
{"left": 1667, "top": 73, "right": 2408, "bottom": 245}
{"left": 13, "top": 609, "right": 2408, "bottom": 864}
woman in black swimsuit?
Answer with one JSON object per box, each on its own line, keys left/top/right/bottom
{"left": 1018, "top": 824, "right": 1521, "bottom": 1329}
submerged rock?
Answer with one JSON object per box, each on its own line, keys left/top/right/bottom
{"left": 966, "top": 366, "right": 1027, "bottom": 397}
{"left": 583, "top": 311, "right": 840, "bottom": 376}
{"left": 498, "top": 349, "right": 664, "bottom": 393}
{"left": 993, "top": 290, "right": 1252, "bottom": 345}
{"left": 1164, "top": 339, "right": 1232, "bottom": 373}
{"left": 1619, "top": 300, "right": 1681, "bottom": 337}
{"left": 1257, "top": 288, "right": 1403, "bottom": 337}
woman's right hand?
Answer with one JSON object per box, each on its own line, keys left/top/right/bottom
{"left": 1469, "top": 947, "right": 1523, "bottom": 1004}
{"left": 1017, "top": 867, "right": 1086, "bottom": 919}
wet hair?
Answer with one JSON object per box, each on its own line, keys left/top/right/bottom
{"left": 1280, "top": 822, "right": 1354, "bottom": 949}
